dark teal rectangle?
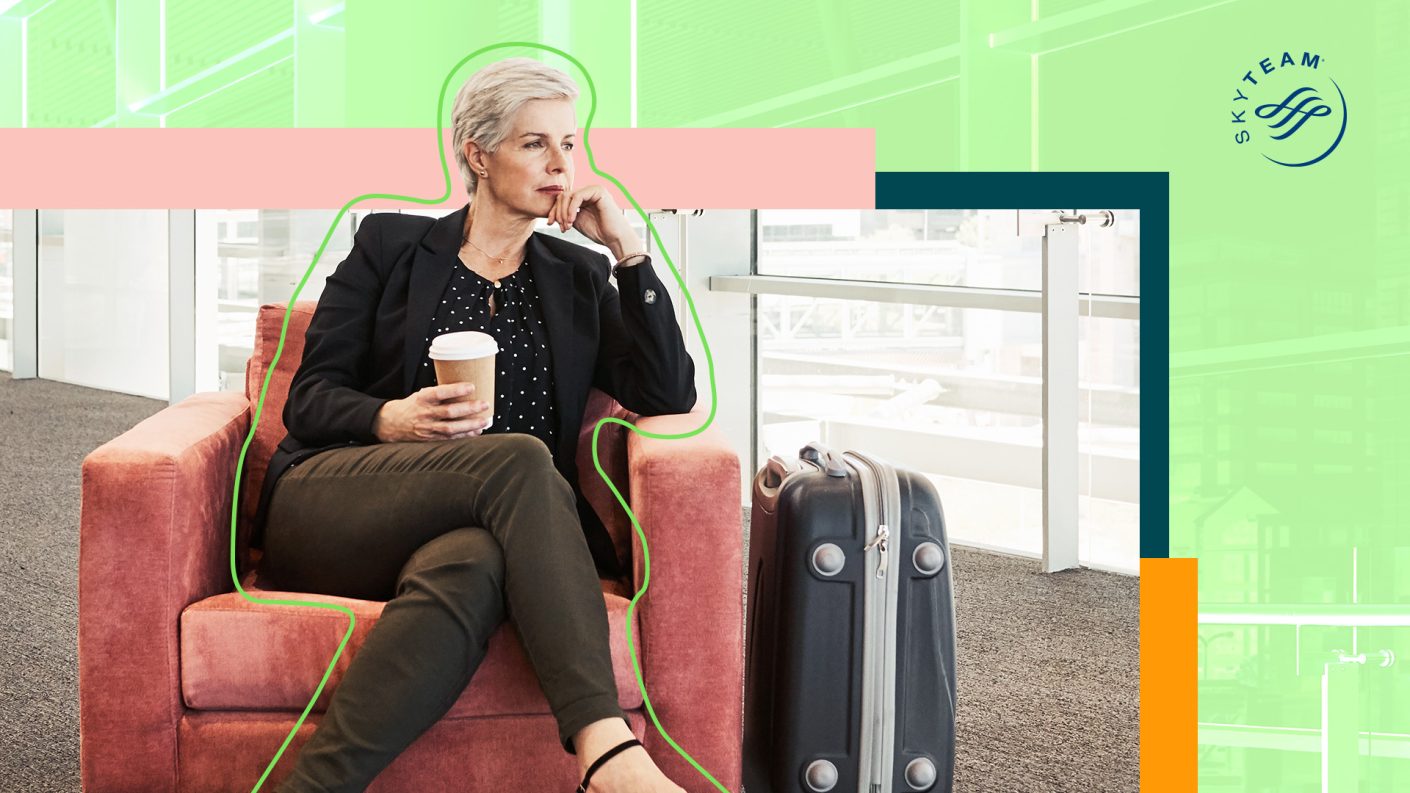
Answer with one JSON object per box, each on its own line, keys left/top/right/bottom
{"left": 874, "top": 171, "right": 1170, "bottom": 559}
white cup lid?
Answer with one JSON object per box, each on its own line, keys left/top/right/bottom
{"left": 428, "top": 331, "right": 498, "bottom": 360}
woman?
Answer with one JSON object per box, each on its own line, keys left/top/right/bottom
{"left": 255, "top": 57, "right": 694, "bottom": 793}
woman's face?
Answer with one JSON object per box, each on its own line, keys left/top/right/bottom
{"left": 471, "top": 98, "right": 577, "bottom": 219}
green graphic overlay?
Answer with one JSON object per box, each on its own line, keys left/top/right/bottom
{"left": 229, "top": 44, "right": 723, "bottom": 792}
{"left": 6, "top": 0, "right": 1405, "bottom": 787}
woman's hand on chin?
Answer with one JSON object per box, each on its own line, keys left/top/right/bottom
{"left": 546, "top": 183, "right": 634, "bottom": 249}
{"left": 372, "top": 383, "right": 492, "bottom": 443}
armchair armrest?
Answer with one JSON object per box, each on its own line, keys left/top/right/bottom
{"left": 78, "top": 390, "right": 250, "bottom": 793}
{"left": 625, "top": 411, "right": 743, "bottom": 791}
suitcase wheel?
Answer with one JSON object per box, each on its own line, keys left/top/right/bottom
{"left": 905, "top": 756, "right": 938, "bottom": 790}
{"left": 803, "top": 759, "right": 839, "bottom": 792}
{"left": 811, "top": 543, "right": 846, "bottom": 577}
{"left": 912, "top": 541, "right": 946, "bottom": 576}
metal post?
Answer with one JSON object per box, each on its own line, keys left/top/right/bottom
{"left": 11, "top": 209, "right": 37, "bottom": 379}
{"left": 1042, "top": 218, "right": 1079, "bottom": 572}
{"left": 168, "top": 210, "right": 196, "bottom": 404}
{"left": 1018, "top": 208, "right": 1113, "bottom": 572}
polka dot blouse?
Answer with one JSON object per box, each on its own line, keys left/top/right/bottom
{"left": 415, "top": 257, "right": 558, "bottom": 451}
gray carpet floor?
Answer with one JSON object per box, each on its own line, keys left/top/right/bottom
{"left": 0, "top": 370, "right": 1138, "bottom": 792}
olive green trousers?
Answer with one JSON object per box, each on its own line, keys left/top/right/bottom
{"left": 260, "top": 433, "right": 627, "bottom": 793}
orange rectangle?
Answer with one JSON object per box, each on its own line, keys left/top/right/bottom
{"left": 1141, "top": 557, "right": 1197, "bottom": 791}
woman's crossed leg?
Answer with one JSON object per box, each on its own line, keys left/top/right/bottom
{"left": 260, "top": 433, "right": 627, "bottom": 792}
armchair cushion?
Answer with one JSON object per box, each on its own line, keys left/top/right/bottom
{"left": 180, "top": 574, "right": 643, "bottom": 717}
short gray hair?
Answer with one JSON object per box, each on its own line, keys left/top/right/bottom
{"left": 451, "top": 57, "right": 580, "bottom": 197}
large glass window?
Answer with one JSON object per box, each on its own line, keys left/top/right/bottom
{"left": 37, "top": 210, "right": 169, "bottom": 399}
{"left": 758, "top": 209, "right": 1139, "bottom": 296}
{"left": 758, "top": 297, "right": 1047, "bottom": 555}
{"left": 1076, "top": 211, "right": 1141, "bottom": 570}
{"left": 1078, "top": 315, "right": 1140, "bottom": 570}
{"left": 0, "top": 210, "right": 12, "bottom": 372}
{"left": 11, "top": 204, "right": 1138, "bottom": 569}
{"left": 201, "top": 209, "right": 370, "bottom": 391}
{"left": 759, "top": 209, "right": 1042, "bottom": 290}
{"left": 757, "top": 209, "right": 1140, "bottom": 571}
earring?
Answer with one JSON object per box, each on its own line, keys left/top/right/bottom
{"left": 480, "top": 170, "right": 487, "bottom": 177}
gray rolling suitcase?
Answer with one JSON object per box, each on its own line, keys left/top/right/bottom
{"left": 743, "top": 442, "right": 957, "bottom": 793}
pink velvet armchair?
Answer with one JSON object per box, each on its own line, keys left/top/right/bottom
{"left": 78, "top": 302, "right": 744, "bottom": 792}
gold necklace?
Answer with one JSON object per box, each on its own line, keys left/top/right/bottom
{"left": 461, "top": 218, "right": 525, "bottom": 288}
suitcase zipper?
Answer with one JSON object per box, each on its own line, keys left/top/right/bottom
{"left": 847, "top": 451, "right": 900, "bottom": 792}
{"left": 865, "top": 513, "right": 888, "bottom": 790}
{"left": 863, "top": 522, "right": 889, "bottom": 578}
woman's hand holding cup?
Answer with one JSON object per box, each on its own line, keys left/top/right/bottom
{"left": 372, "top": 383, "right": 491, "bottom": 443}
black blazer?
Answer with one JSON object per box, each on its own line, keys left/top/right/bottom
{"left": 250, "top": 202, "right": 697, "bottom": 579}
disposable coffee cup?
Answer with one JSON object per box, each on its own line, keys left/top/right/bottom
{"left": 428, "top": 331, "right": 498, "bottom": 429}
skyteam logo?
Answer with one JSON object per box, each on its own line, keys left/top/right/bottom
{"left": 1231, "top": 51, "right": 1346, "bottom": 167}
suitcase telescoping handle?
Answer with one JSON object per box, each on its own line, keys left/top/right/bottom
{"left": 754, "top": 443, "right": 848, "bottom": 513}
{"left": 799, "top": 442, "right": 849, "bottom": 478}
